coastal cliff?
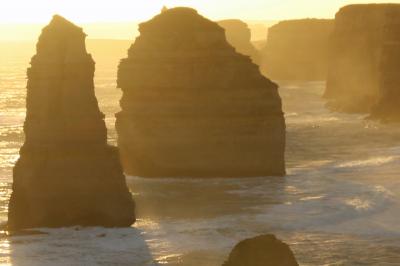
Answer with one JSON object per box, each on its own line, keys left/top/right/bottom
{"left": 370, "top": 7, "right": 400, "bottom": 121}
{"left": 325, "top": 4, "right": 400, "bottom": 114}
{"left": 261, "top": 19, "right": 333, "bottom": 81}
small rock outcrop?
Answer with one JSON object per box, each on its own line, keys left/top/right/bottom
{"left": 217, "top": 19, "right": 260, "bottom": 64}
{"left": 223, "top": 235, "right": 299, "bottom": 266}
{"left": 325, "top": 4, "right": 400, "bottom": 113}
{"left": 8, "top": 15, "right": 135, "bottom": 230}
{"left": 116, "top": 7, "right": 286, "bottom": 178}
{"left": 261, "top": 19, "right": 333, "bottom": 81}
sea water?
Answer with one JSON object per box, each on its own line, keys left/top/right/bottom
{"left": 0, "top": 42, "right": 399, "bottom": 265}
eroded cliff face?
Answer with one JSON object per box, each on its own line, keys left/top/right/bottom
{"left": 217, "top": 19, "right": 260, "bottom": 64}
{"left": 8, "top": 15, "right": 135, "bottom": 230}
{"left": 116, "top": 7, "right": 286, "bottom": 178}
{"left": 261, "top": 19, "right": 333, "bottom": 81}
{"left": 370, "top": 8, "right": 400, "bottom": 121}
{"left": 325, "top": 4, "right": 400, "bottom": 114}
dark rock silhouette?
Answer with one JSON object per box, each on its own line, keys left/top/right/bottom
{"left": 325, "top": 4, "right": 400, "bottom": 113}
{"left": 7, "top": 15, "right": 135, "bottom": 230}
{"left": 217, "top": 19, "right": 260, "bottom": 64}
{"left": 261, "top": 19, "right": 333, "bottom": 81}
{"left": 370, "top": 8, "right": 400, "bottom": 121}
{"left": 116, "top": 7, "right": 285, "bottom": 178}
{"left": 223, "top": 234, "right": 299, "bottom": 266}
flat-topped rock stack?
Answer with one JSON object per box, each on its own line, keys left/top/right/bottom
{"left": 217, "top": 19, "right": 260, "bottom": 64}
{"left": 325, "top": 4, "right": 400, "bottom": 114}
{"left": 261, "top": 19, "right": 333, "bottom": 81}
{"left": 116, "top": 7, "right": 286, "bottom": 178}
{"left": 8, "top": 15, "right": 135, "bottom": 230}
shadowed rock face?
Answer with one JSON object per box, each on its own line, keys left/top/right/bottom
{"left": 218, "top": 19, "right": 260, "bottom": 64}
{"left": 7, "top": 15, "right": 135, "bottom": 230}
{"left": 371, "top": 8, "right": 400, "bottom": 122}
{"left": 325, "top": 4, "right": 400, "bottom": 114}
{"left": 117, "top": 7, "right": 285, "bottom": 178}
{"left": 261, "top": 19, "right": 333, "bottom": 81}
{"left": 223, "top": 234, "right": 299, "bottom": 266}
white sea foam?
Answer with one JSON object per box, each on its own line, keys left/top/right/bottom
{"left": 337, "top": 156, "right": 397, "bottom": 168}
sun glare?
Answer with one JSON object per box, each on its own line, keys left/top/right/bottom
{"left": 1, "top": 0, "right": 399, "bottom": 24}
{"left": 1, "top": 1, "right": 400, "bottom": 40}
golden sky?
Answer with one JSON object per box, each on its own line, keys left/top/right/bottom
{"left": 0, "top": 0, "right": 399, "bottom": 41}
{"left": 1, "top": 0, "right": 399, "bottom": 23}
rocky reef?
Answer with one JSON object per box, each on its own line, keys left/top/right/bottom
{"left": 116, "top": 7, "right": 286, "bottom": 178}
{"left": 8, "top": 15, "right": 135, "bottom": 230}
{"left": 325, "top": 4, "right": 400, "bottom": 114}
{"left": 261, "top": 19, "right": 333, "bottom": 81}
{"left": 217, "top": 19, "right": 260, "bottom": 64}
{"left": 223, "top": 235, "right": 299, "bottom": 266}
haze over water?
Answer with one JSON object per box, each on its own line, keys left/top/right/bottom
{"left": 0, "top": 41, "right": 399, "bottom": 265}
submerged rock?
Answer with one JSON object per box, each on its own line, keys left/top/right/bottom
{"left": 325, "top": 4, "right": 400, "bottom": 113}
{"left": 217, "top": 19, "right": 260, "bottom": 64}
{"left": 261, "top": 19, "right": 333, "bottom": 81}
{"left": 116, "top": 7, "right": 285, "bottom": 178}
{"left": 223, "top": 234, "right": 299, "bottom": 266}
{"left": 7, "top": 15, "right": 135, "bottom": 230}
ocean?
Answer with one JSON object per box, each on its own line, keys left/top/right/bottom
{"left": 0, "top": 41, "right": 399, "bottom": 265}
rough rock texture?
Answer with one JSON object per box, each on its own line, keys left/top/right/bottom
{"left": 261, "top": 19, "right": 333, "bottom": 81}
{"left": 370, "top": 8, "right": 400, "bottom": 121}
{"left": 325, "top": 4, "right": 400, "bottom": 113}
{"left": 217, "top": 19, "right": 260, "bottom": 64}
{"left": 223, "top": 235, "right": 299, "bottom": 266}
{"left": 116, "top": 8, "right": 285, "bottom": 178}
{"left": 8, "top": 15, "right": 135, "bottom": 230}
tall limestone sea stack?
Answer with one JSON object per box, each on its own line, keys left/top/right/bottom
{"left": 325, "top": 4, "right": 400, "bottom": 114}
{"left": 116, "top": 8, "right": 286, "bottom": 178}
{"left": 217, "top": 19, "right": 260, "bottom": 64}
{"left": 8, "top": 15, "right": 135, "bottom": 230}
{"left": 261, "top": 19, "right": 333, "bottom": 81}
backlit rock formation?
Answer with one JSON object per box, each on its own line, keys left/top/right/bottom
{"left": 8, "top": 15, "right": 135, "bottom": 230}
{"left": 223, "top": 234, "right": 299, "bottom": 266}
{"left": 116, "top": 7, "right": 285, "bottom": 178}
{"left": 261, "top": 19, "right": 333, "bottom": 81}
{"left": 217, "top": 19, "right": 260, "bottom": 64}
{"left": 370, "top": 7, "right": 400, "bottom": 121}
{"left": 325, "top": 4, "right": 400, "bottom": 113}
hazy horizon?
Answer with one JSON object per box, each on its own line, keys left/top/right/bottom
{"left": 2, "top": 0, "right": 400, "bottom": 23}
{"left": 0, "top": 20, "right": 277, "bottom": 41}
{"left": 1, "top": 0, "right": 400, "bottom": 41}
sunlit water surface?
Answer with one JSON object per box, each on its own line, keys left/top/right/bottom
{"left": 0, "top": 43, "right": 399, "bottom": 265}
